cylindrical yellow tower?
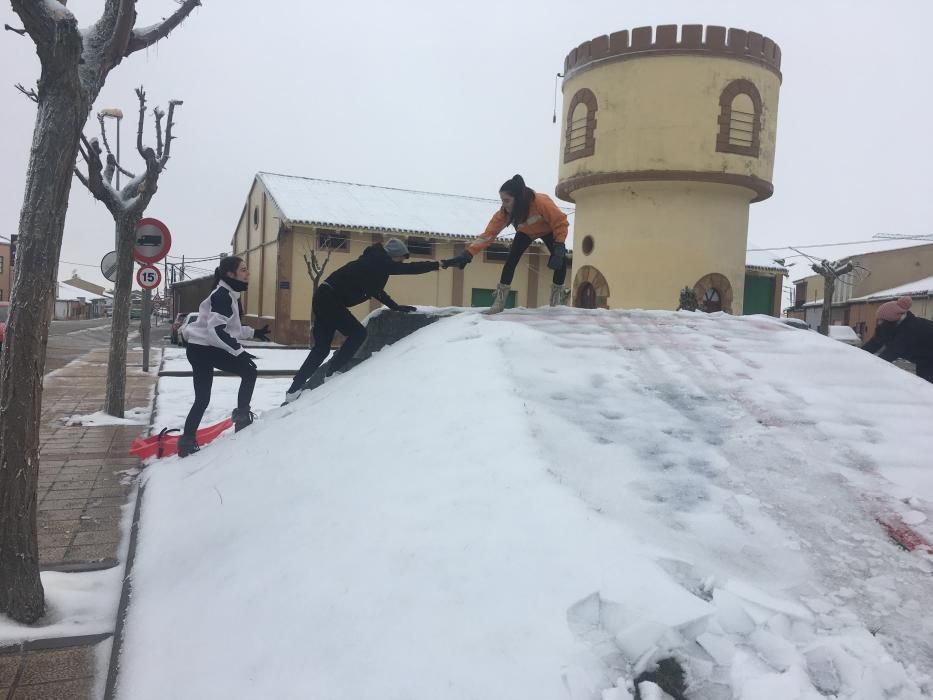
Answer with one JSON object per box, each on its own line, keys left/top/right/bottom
{"left": 557, "top": 25, "right": 782, "bottom": 313}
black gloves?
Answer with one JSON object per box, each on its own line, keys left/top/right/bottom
{"left": 440, "top": 251, "right": 473, "bottom": 270}
{"left": 239, "top": 351, "right": 258, "bottom": 370}
{"left": 254, "top": 324, "right": 271, "bottom": 341}
{"left": 547, "top": 243, "right": 566, "bottom": 271}
{"left": 395, "top": 305, "right": 416, "bottom": 313}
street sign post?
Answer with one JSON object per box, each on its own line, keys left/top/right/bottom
{"left": 133, "top": 218, "right": 172, "bottom": 264}
{"left": 100, "top": 251, "right": 118, "bottom": 282}
{"left": 136, "top": 264, "right": 162, "bottom": 290}
{"left": 133, "top": 219, "right": 171, "bottom": 373}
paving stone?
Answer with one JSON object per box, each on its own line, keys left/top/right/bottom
{"left": 11, "top": 677, "right": 94, "bottom": 699}
{"left": 65, "top": 544, "right": 118, "bottom": 562}
{"left": 0, "top": 652, "right": 22, "bottom": 687}
{"left": 18, "top": 647, "right": 95, "bottom": 685}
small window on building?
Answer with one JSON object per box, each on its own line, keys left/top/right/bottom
{"left": 318, "top": 229, "right": 349, "bottom": 251}
{"left": 795, "top": 281, "right": 807, "bottom": 308}
{"left": 0, "top": 255, "right": 4, "bottom": 273}
{"left": 716, "top": 79, "right": 762, "bottom": 158}
{"left": 484, "top": 244, "right": 511, "bottom": 263}
{"left": 581, "top": 236, "right": 594, "bottom": 256}
{"left": 406, "top": 237, "right": 434, "bottom": 258}
{"left": 253, "top": 206, "right": 259, "bottom": 229}
{"left": 703, "top": 287, "right": 722, "bottom": 312}
{"left": 564, "top": 88, "right": 598, "bottom": 163}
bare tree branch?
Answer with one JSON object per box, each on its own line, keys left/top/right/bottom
{"left": 134, "top": 86, "right": 147, "bottom": 159}
{"left": 97, "top": 113, "right": 136, "bottom": 181}
{"left": 74, "top": 133, "right": 122, "bottom": 212}
{"left": 73, "top": 167, "right": 91, "bottom": 190}
{"left": 126, "top": 0, "right": 202, "bottom": 55}
{"left": 153, "top": 107, "right": 165, "bottom": 159}
{"left": 4, "top": 23, "right": 27, "bottom": 36}
{"left": 14, "top": 83, "right": 38, "bottom": 103}
{"left": 160, "top": 100, "right": 182, "bottom": 167}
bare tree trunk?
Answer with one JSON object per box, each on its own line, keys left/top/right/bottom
{"left": 819, "top": 276, "right": 834, "bottom": 336}
{"left": 0, "top": 85, "right": 86, "bottom": 624}
{"left": 104, "top": 216, "right": 138, "bottom": 417}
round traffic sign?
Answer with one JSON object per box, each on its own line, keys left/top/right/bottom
{"left": 133, "top": 218, "right": 172, "bottom": 264}
{"left": 136, "top": 264, "right": 162, "bottom": 290}
{"left": 100, "top": 251, "right": 118, "bottom": 282}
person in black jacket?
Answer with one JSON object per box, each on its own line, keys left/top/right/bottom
{"left": 861, "top": 296, "right": 933, "bottom": 383}
{"left": 284, "top": 238, "right": 447, "bottom": 403}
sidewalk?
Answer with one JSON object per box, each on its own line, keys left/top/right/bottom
{"left": 1, "top": 347, "right": 159, "bottom": 700}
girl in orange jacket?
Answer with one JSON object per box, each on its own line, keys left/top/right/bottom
{"left": 442, "top": 174, "right": 569, "bottom": 313}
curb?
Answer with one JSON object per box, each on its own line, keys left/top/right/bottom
{"left": 103, "top": 349, "right": 164, "bottom": 700}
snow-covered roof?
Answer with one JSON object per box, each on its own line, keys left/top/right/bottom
{"left": 258, "top": 173, "right": 789, "bottom": 272}
{"left": 56, "top": 281, "right": 107, "bottom": 302}
{"left": 257, "top": 172, "right": 574, "bottom": 241}
{"left": 849, "top": 274, "right": 933, "bottom": 303}
{"left": 745, "top": 246, "right": 789, "bottom": 273}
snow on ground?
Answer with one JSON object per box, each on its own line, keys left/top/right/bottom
{"left": 160, "top": 346, "right": 310, "bottom": 373}
{"left": 64, "top": 407, "right": 149, "bottom": 426}
{"left": 117, "top": 309, "right": 933, "bottom": 699}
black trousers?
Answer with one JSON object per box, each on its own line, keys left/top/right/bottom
{"left": 183, "top": 344, "right": 257, "bottom": 436}
{"left": 500, "top": 233, "right": 567, "bottom": 286}
{"left": 289, "top": 284, "right": 367, "bottom": 392}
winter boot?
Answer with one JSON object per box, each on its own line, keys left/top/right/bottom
{"left": 549, "top": 283, "right": 570, "bottom": 307}
{"left": 232, "top": 407, "right": 255, "bottom": 433}
{"left": 177, "top": 434, "right": 200, "bottom": 458}
{"left": 484, "top": 283, "right": 511, "bottom": 315}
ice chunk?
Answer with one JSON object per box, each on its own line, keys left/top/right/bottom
{"left": 712, "top": 589, "right": 756, "bottom": 636}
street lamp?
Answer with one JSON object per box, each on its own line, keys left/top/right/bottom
{"left": 98, "top": 108, "right": 124, "bottom": 189}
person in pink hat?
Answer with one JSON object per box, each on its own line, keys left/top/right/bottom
{"left": 860, "top": 296, "right": 933, "bottom": 383}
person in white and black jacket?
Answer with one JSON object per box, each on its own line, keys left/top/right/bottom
{"left": 178, "top": 256, "right": 270, "bottom": 457}
{"left": 284, "top": 238, "right": 446, "bottom": 403}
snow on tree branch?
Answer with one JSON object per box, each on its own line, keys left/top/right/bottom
{"left": 74, "top": 134, "right": 122, "bottom": 212}
{"left": 10, "top": 0, "right": 81, "bottom": 65}
{"left": 160, "top": 100, "right": 182, "bottom": 167}
{"left": 154, "top": 107, "right": 165, "bottom": 159}
{"left": 126, "top": 0, "right": 201, "bottom": 55}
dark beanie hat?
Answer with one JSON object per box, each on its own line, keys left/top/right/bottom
{"left": 499, "top": 174, "right": 526, "bottom": 198}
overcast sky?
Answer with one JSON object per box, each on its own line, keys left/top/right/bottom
{"left": 2, "top": 0, "right": 932, "bottom": 290}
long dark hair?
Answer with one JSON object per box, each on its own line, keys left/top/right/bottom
{"left": 499, "top": 174, "right": 535, "bottom": 227}
{"left": 214, "top": 256, "right": 243, "bottom": 286}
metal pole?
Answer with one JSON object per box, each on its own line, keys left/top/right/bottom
{"left": 116, "top": 117, "right": 121, "bottom": 190}
{"left": 141, "top": 287, "right": 151, "bottom": 372}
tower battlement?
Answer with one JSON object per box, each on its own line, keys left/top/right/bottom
{"left": 563, "top": 25, "right": 782, "bottom": 79}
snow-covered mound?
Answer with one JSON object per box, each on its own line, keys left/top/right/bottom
{"left": 117, "top": 309, "right": 933, "bottom": 700}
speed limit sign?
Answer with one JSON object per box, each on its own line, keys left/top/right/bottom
{"left": 136, "top": 264, "right": 162, "bottom": 290}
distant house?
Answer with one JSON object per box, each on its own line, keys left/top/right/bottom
{"left": 55, "top": 279, "right": 109, "bottom": 320}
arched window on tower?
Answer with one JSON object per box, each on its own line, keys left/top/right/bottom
{"left": 564, "top": 88, "right": 598, "bottom": 163}
{"left": 716, "top": 79, "right": 762, "bottom": 158}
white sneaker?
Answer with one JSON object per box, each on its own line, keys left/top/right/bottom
{"left": 283, "top": 388, "right": 303, "bottom": 404}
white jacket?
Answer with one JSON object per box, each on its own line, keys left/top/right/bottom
{"left": 184, "top": 280, "right": 255, "bottom": 356}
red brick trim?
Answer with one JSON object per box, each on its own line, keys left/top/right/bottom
{"left": 716, "top": 79, "right": 762, "bottom": 158}
{"left": 556, "top": 170, "right": 773, "bottom": 203}
{"left": 564, "top": 88, "right": 598, "bottom": 163}
{"left": 564, "top": 25, "right": 782, "bottom": 81}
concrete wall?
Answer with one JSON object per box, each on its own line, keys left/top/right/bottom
{"left": 570, "top": 181, "right": 751, "bottom": 312}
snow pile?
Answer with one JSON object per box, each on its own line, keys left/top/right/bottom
{"left": 829, "top": 324, "right": 861, "bottom": 345}
{"left": 116, "top": 309, "right": 933, "bottom": 699}
{"left": 65, "top": 407, "right": 150, "bottom": 426}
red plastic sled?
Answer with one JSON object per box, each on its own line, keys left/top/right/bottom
{"left": 129, "top": 417, "right": 234, "bottom": 460}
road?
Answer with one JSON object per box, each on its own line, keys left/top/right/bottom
{"left": 45, "top": 317, "right": 169, "bottom": 373}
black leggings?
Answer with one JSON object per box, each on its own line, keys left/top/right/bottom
{"left": 183, "top": 344, "right": 257, "bottom": 436}
{"left": 289, "top": 285, "right": 367, "bottom": 392}
{"left": 500, "top": 233, "right": 567, "bottom": 286}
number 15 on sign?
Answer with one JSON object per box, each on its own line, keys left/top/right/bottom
{"left": 137, "top": 264, "right": 162, "bottom": 290}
